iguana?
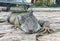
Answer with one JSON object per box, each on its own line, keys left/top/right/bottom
{"left": 7, "top": 10, "right": 54, "bottom": 34}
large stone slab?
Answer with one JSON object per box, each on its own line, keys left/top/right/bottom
{"left": 38, "top": 32, "right": 60, "bottom": 41}
{"left": 0, "top": 33, "right": 36, "bottom": 41}
{"left": 0, "top": 12, "right": 12, "bottom": 22}
{"left": 0, "top": 23, "right": 14, "bottom": 33}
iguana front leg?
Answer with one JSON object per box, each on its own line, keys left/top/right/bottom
{"left": 38, "top": 20, "right": 54, "bottom": 34}
{"left": 36, "top": 21, "right": 54, "bottom": 41}
{"left": 48, "top": 28, "right": 54, "bottom": 33}
{"left": 14, "top": 16, "right": 20, "bottom": 29}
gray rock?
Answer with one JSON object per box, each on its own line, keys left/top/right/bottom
{"left": 21, "top": 11, "right": 41, "bottom": 33}
{"left": 0, "top": 37, "right": 20, "bottom": 41}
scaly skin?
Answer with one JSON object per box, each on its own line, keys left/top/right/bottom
{"left": 38, "top": 20, "right": 54, "bottom": 34}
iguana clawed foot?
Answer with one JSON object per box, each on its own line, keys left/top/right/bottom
{"left": 40, "top": 26, "right": 54, "bottom": 34}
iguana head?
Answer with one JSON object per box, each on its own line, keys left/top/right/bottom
{"left": 20, "top": 10, "right": 41, "bottom": 34}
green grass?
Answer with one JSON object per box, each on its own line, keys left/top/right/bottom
{"left": 12, "top": 5, "right": 60, "bottom": 8}
{"left": 12, "top": 12, "right": 28, "bottom": 15}
{"left": 12, "top": 5, "right": 23, "bottom": 8}
{"left": 31, "top": 5, "right": 60, "bottom": 8}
